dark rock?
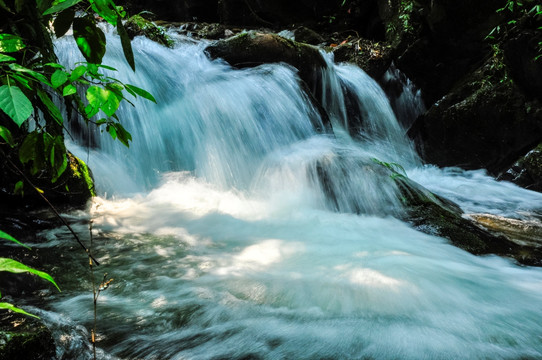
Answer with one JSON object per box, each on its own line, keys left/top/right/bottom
{"left": 395, "top": 176, "right": 542, "bottom": 266}
{"left": 499, "top": 144, "right": 542, "bottom": 192}
{"left": 0, "top": 312, "right": 55, "bottom": 360}
{"left": 0, "top": 150, "right": 95, "bottom": 210}
{"left": 332, "top": 37, "right": 393, "bottom": 79}
{"left": 205, "top": 31, "right": 327, "bottom": 93}
{"left": 292, "top": 26, "right": 325, "bottom": 45}
{"left": 407, "top": 54, "right": 542, "bottom": 175}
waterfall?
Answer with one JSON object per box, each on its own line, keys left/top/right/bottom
{"left": 35, "top": 30, "right": 542, "bottom": 359}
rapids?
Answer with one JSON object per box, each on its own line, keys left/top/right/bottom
{"left": 27, "top": 31, "right": 542, "bottom": 359}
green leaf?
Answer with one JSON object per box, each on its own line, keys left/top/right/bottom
{"left": 51, "top": 69, "right": 68, "bottom": 88}
{"left": 36, "top": 89, "right": 64, "bottom": 126}
{"left": 14, "top": 0, "right": 24, "bottom": 12}
{"left": 43, "top": 62, "right": 64, "bottom": 69}
{"left": 0, "top": 85, "right": 33, "bottom": 127}
{"left": 69, "top": 65, "right": 86, "bottom": 81}
{"left": 9, "top": 63, "right": 51, "bottom": 86}
{"left": 0, "top": 34, "right": 25, "bottom": 52}
{"left": 43, "top": 0, "right": 82, "bottom": 15}
{"left": 0, "top": 302, "right": 39, "bottom": 318}
{"left": 14, "top": 180, "right": 23, "bottom": 196}
{"left": 0, "top": 53, "right": 15, "bottom": 62}
{"left": 125, "top": 84, "right": 156, "bottom": 103}
{"left": 112, "top": 122, "right": 131, "bottom": 147}
{"left": 117, "top": 16, "right": 135, "bottom": 71}
{"left": 89, "top": 0, "right": 118, "bottom": 26}
{"left": 49, "top": 135, "right": 67, "bottom": 183}
{"left": 0, "top": 126, "right": 15, "bottom": 147}
{"left": 72, "top": 16, "right": 106, "bottom": 64}
{"left": 0, "top": 258, "right": 60, "bottom": 291}
{"left": 0, "top": 230, "right": 30, "bottom": 249}
{"left": 63, "top": 84, "right": 77, "bottom": 96}
{"left": 11, "top": 74, "right": 32, "bottom": 89}
{"left": 53, "top": 8, "right": 75, "bottom": 38}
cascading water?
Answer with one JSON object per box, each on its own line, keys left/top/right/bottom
{"left": 28, "top": 30, "right": 542, "bottom": 359}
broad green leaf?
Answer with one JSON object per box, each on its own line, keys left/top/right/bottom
{"left": 69, "top": 65, "right": 86, "bottom": 81}
{"left": 86, "top": 85, "right": 107, "bottom": 108}
{"left": 0, "top": 126, "right": 15, "bottom": 147}
{"left": 63, "top": 84, "right": 77, "bottom": 96}
{"left": 51, "top": 69, "right": 68, "bottom": 88}
{"left": 0, "top": 258, "right": 60, "bottom": 291}
{"left": 89, "top": 0, "right": 118, "bottom": 26}
{"left": 112, "top": 122, "right": 131, "bottom": 147}
{"left": 0, "top": 230, "right": 30, "bottom": 249}
{"left": 125, "top": 84, "right": 156, "bottom": 103}
{"left": 36, "top": 89, "right": 63, "bottom": 126}
{"left": 0, "top": 302, "right": 39, "bottom": 318}
{"left": 73, "top": 16, "right": 106, "bottom": 64}
{"left": 101, "top": 90, "right": 120, "bottom": 116}
{"left": 117, "top": 16, "right": 135, "bottom": 71}
{"left": 0, "top": 53, "right": 15, "bottom": 62}
{"left": 106, "top": 123, "right": 117, "bottom": 140}
{"left": 19, "top": 132, "right": 42, "bottom": 174}
{"left": 9, "top": 63, "right": 51, "bottom": 86}
{"left": 53, "top": 8, "right": 75, "bottom": 38}
{"left": 0, "top": 85, "right": 33, "bottom": 127}
{"left": 0, "top": 34, "right": 25, "bottom": 52}
{"left": 43, "top": 0, "right": 82, "bottom": 15}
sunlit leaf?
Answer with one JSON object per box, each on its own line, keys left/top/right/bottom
{"left": 0, "top": 34, "right": 25, "bottom": 52}
{"left": 0, "top": 302, "right": 39, "bottom": 318}
{"left": 69, "top": 65, "right": 86, "bottom": 81}
{"left": 43, "top": 0, "right": 82, "bottom": 15}
{"left": 89, "top": 0, "right": 118, "bottom": 26}
{"left": 0, "top": 53, "right": 15, "bottom": 62}
{"left": 51, "top": 69, "right": 68, "bottom": 89}
{"left": 0, "top": 85, "right": 33, "bottom": 127}
{"left": 0, "top": 230, "right": 30, "bottom": 249}
{"left": 0, "top": 126, "right": 15, "bottom": 147}
{"left": 63, "top": 84, "right": 77, "bottom": 96}
{"left": 125, "top": 84, "right": 156, "bottom": 103}
{"left": 14, "top": 180, "right": 23, "bottom": 196}
{"left": 0, "top": 258, "right": 60, "bottom": 291}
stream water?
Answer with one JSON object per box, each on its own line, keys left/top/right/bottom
{"left": 25, "top": 32, "right": 542, "bottom": 359}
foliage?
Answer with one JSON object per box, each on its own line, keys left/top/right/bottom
{"left": 0, "top": 0, "right": 156, "bottom": 191}
{"left": 371, "top": 158, "right": 408, "bottom": 180}
{"left": 486, "top": 0, "right": 542, "bottom": 61}
{"left": 0, "top": 230, "right": 60, "bottom": 318}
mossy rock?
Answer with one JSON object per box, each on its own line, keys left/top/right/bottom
{"left": 332, "top": 37, "right": 393, "bottom": 79}
{"left": 0, "top": 312, "right": 55, "bottom": 360}
{"left": 124, "top": 14, "right": 174, "bottom": 47}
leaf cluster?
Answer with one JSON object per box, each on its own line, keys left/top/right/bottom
{"left": 0, "top": 0, "right": 156, "bottom": 190}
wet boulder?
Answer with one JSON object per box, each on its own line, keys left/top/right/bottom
{"left": 205, "top": 31, "right": 327, "bottom": 93}
{"left": 407, "top": 54, "right": 542, "bottom": 175}
{"left": 394, "top": 176, "right": 542, "bottom": 266}
{"left": 499, "top": 144, "right": 542, "bottom": 192}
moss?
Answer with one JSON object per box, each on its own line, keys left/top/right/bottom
{"left": 125, "top": 15, "right": 174, "bottom": 47}
{"left": 68, "top": 154, "right": 95, "bottom": 197}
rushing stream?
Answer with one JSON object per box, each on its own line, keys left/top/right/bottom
{"left": 25, "top": 31, "right": 542, "bottom": 359}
